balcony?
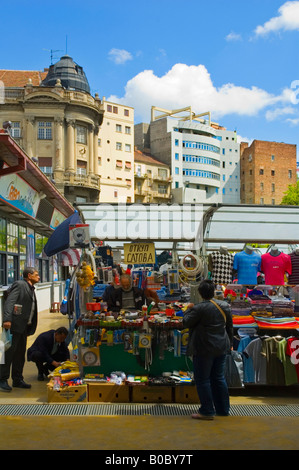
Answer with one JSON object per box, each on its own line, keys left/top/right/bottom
{"left": 63, "top": 172, "right": 100, "bottom": 190}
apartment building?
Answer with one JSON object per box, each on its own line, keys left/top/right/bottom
{"left": 240, "top": 140, "right": 297, "bottom": 205}
{"left": 98, "top": 100, "right": 134, "bottom": 203}
{"left": 0, "top": 55, "right": 104, "bottom": 205}
{"left": 135, "top": 107, "right": 240, "bottom": 204}
{"left": 134, "top": 148, "right": 171, "bottom": 203}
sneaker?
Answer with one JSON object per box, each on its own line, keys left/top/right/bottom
{"left": 191, "top": 413, "right": 214, "bottom": 421}
{"left": 0, "top": 380, "right": 12, "bottom": 392}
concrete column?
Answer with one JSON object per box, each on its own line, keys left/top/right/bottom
{"left": 88, "top": 124, "right": 94, "bottom": 174}
{"left": 66, "top": 118, "right": 75, "bottom": 172}
{"left": 25, "top": 115, "right": 35, "bottom": 158}
{"left": 93, "top": 125, "right": 99, "bottom": 175}
{"left": 54, "top": 117, "right": 63, "bottom": 170}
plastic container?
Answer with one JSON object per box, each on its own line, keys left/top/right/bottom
{"left": 86, "top": 302, "right": 102, "bottom": 311}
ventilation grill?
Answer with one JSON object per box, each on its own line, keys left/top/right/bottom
{"left": 36, "top": 198, "right": 54, "bottom": 226}
{"left": 0, "top": 404, "right": 299, "bottom": 417}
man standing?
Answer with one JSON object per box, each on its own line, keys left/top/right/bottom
{"left": 0, "top": 267, "right": 40, "bottom": 391}
{"left": 27, "top": 327, "right": 70, "bottom": 380}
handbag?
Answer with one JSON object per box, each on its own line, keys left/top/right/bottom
{"left": 60, "top": 299, "right": 68, "bottom": 315}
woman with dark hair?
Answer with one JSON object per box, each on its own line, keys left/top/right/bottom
{"left": 183, "top": 279, "right": 233, "bottom": 420}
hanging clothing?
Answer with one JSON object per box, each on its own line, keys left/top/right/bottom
{"left": 261, "top": 252, "right": 292, "bottom": 286}
{"left": 233, "top": 251, "right": 261, "bottom": 285}
{"left": 288, "top": 252, "right": 299, "bottom": 285}
{"left": 209, "top": 252, "right": 234, "bottom": 285}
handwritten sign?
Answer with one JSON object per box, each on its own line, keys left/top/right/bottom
{"left": 123, "top": 242, "right": 155, "bottom": 265}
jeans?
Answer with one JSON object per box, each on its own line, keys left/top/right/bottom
{"left": 193, "top": 354, "right": 230, "bottom": 417}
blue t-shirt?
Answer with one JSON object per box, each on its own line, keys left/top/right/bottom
{"left": 233, "top": 251, "right": 261, "bottom": 285}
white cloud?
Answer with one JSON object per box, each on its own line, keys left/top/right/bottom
{"left": 226, "top": 31, "right": 242, "bottom": 41}
{"left": 108, "top": 63, "right": 293, "bottom": 122}
{"left": 108, "top": 48, "right": 133, "bottom": 65}
{"left": 255, "top": 1, "right": 299, "bottom": 36}
{"left": 265, "top": 106, "right": 296, "bottom": 121}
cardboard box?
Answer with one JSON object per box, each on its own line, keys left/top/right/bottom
{"left": 174, "top": 385, "right": 199, "bottom": 403}
{"left": 88, "top": 383, "right": 130, "bottom": 403}
{"left": 47, "top": 384, "right": 88, "bottom": 403}
{"left": 132, "top": 385, "right": 173, "bottom": 403}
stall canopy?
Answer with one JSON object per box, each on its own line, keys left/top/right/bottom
{"left": 76, "top": 203, "right": 299, "bottom": 254}
{"left": 43, "top": 210, "right": 82, "bottom": 257}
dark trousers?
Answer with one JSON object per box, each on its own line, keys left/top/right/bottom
{"left": 193, "top": 354, "right": 230, "bottom": 417}
{"left": 28, "top": 350, "right": 68, "bottom": 374}
{"left": 0, "top": 331, "right": 27, "bottom": 382}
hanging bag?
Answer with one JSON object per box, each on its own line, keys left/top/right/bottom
{"left": 0, "top": 328, "right": 12, "bottom": 351}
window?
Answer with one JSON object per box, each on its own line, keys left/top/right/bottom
{"left": 272, "top": 183, "right": 275, "bottom": 192}
{"left": 107, "top": 105, "right": 112, "bottom": 112}
{"left": 124, "top": 109, "right": 129, "bottom": 116}
{"left": 7, "top": 222, "right": 18, "bottom": 253}
{"left": 0, "top": 217, "right": 6, "bottom": 251}
{"left": 116, "top": 142, "right": 122, "bottom": 150}
{"left": 76, "top": 125, "right": 87, "bottom": 144}
{"left": 116, "top": 124, "right": 122, "bottom": 132}
{"left": 289, "top": 170, "right": 293, "bottom": 179}
{"left": 76, "top": 196, "right": 87, "bottom": 203}
{"left": 98, "top": 138, "right": 101, "bottom": 146}
{"left": 260, "top": 198, "right": 264, "bottom": 204}
{"left": 271, "top": 155, "right": 275, "bottom": 161}
{"left": 113, "top": 106, "right": 118, "bottom": 114}
{"left": 77, "top": 160, "right": 87, "bottom": 175}
{"left": 116, "top": 160, "right": 122, "bottom": 168}
{"left": 175, "top": 153, "right": 179, "bottom": 160}
{"left": 271, "top": 170, "right": 275, "bottom": 176}
{"left": 125, "top": 126, "right": 131, "bottom": 134}
{"left": 175, "top": 139, "right": 179, "bottom": 146}
{"left": 260, "top": 182, "right": 264, "bottom": 190}
{"left": 114, "top": 190, "right": 118, "bottom": 198}
{"left": 38, "top": 121, "right": 52, "bottom": 140}
{"left": 11, "top": 122, "right": 21, "bottom": 138}
{"left": 175, "top": 167, "right": 179, "bottom": 175}
{"left": 125, "top": 144, "right": 131, "bottom": 152}
{"left": 158, "top": 184, "right": 167, "bottom": 194}
{"left": 272, "top": 199, "right": 275, "bottom": 205}
{"left": 259, "top": 169, "right": 264, "bottom": 175}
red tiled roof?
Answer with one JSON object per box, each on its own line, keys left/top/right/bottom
{"left": 0, "top": 70, "right": 48, "bottom": 87}
{"left": 134, "top": 149, "right": 168, "bottom": 167}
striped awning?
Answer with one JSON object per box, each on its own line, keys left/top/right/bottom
{"left": 58, "top": 248, "right": 81, "bottom": 266}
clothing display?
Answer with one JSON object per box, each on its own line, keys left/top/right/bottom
{"left": 288, "top": 252, "right": 299, "bottom": 285}
{"left": 209, "top": 251, "right": 234, "bottom": 285}
{"left": 261, "top": 252, "right": 292, "bottom": 286}
{"left": 233, "top": 250, "right": 261, "bottom": 285}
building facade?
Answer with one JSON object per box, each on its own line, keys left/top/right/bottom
{"left": 135, "top": 107, "right": 240, "bottom": 205}
{"left": 0, "top": 55, "right": 104, "bottom": 205}
{"left": 240, "top": 140, "right": 297, "bottom": 205}
{"left": 98, "top": 99, "right": 134, "bottom": 203}
{"left": 134, "top": 149, "right": 171, "bottom": 203}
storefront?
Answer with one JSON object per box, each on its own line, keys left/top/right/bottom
{"left": 0, "top": 130, "right": 74, "bottom": 315}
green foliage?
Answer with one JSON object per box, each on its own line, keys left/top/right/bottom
{"left": 281, "top": 181, "right": 299, "bottom": 205}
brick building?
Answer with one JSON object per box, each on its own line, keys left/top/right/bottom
{"left": 240, "top": 140, "right": 297, "bottom": 205}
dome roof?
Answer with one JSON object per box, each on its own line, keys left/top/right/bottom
{"left": 41, "top": 55, "right": 90, "bottom": 93}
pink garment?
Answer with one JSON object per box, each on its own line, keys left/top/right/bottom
{"left": 261, "top": 252, "right": 292, "bottom": 285}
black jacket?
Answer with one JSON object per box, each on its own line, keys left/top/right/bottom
{"left": 3, "top": 280, "right": 38, "bottom": 336}
{"left": 103, "top": 285, "right": 145, "bottom": 311}
{"left": 27, "top": 329, "right": 70, "bottom": 364}
{"left": 183, "top": 298, "right": 233, "bottom": 357}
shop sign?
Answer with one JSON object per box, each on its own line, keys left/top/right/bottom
{"left": 123, "top": 242, "right": 155, "bottom": 265}
{"left": 50, "top": 208, "right": 66, "bottom": 229}
{"left": 0, "top": 172, "right": 40, "bottom": 218}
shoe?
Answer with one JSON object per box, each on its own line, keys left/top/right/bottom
{"left": 13, "top": 380, "right": 31, "bottom": 389}
{"left": 191, "top": 413, "right": 214, "bottom": 421}
{"left": 0, "top": 380, "right": 12, "bottom": 392}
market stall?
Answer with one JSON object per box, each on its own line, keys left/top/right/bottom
{"left": 46, "top": 203, "right": 299, "bottom": 402}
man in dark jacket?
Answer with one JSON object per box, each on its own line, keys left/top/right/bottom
{"left": 27, "top": 327, "right": 70, "bottom": 380}
{"left": 105, "top": 274, "right": 145, "bottom": 312}
{"left": 183, "top": 279, "right": 233, "bottom": 420}
{"left": 0, "top": 267, "right": 40, "bottom": 391}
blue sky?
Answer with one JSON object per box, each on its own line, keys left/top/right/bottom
{"left": 2, "top": 0, "right": 299, "bottom": 155}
